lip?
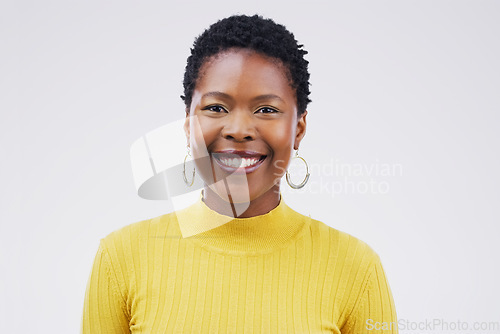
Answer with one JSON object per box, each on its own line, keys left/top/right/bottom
{"left": 211, "top": 150, "right": 267, "bottom": 174}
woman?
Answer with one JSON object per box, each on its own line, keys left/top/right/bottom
{"left": 82, "top": 14, "right": 398, "bottom": 333}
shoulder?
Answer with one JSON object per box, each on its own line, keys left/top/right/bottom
{"left": 307, "top": 217, "right": 382, "bottom": 272}
{"left": 306, "top": 218, "right": 390, "bottom": 316}
{"left": 99, "top": 211, "right": 181, "bottom": 258}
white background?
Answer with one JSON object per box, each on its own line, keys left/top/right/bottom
{"left": 2, "top": 1, "right": 499, "bottom": 333}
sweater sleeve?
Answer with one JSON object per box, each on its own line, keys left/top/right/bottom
{"left": 81, "top": 240, "right": 131, "bottom": 334}
{"left": 341, "top": 255, "right": 398, "bottom": 334}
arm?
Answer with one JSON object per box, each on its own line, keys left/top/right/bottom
{"left": 341, "top": 256, "right": 398, "bottom": 334}
{"left": 81, "top": 241, "right": 131, "bottom": 334}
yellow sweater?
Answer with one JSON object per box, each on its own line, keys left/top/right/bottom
{"left": 81, "top": 193, "right": 398, "bottom": 333}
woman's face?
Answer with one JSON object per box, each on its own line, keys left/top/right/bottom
{"left": 184, "top": 48, "right": 307, "bottom": 204}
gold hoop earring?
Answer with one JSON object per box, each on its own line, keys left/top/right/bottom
{"left": 183, "top": 146, "right": 195, "bottom": 187}
{"left": 286, "top": 150, "right": 310, "bottom": 189}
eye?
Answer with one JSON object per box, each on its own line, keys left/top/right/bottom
{"left": 255, "top": 107, "right": 279, "bottom": 114}
{"left": 203, "top": 105, "right": 227, "bottom": 113}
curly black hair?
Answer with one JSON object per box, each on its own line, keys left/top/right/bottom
{"left": 180, "top": 14, "right": 311, "bottom": 116}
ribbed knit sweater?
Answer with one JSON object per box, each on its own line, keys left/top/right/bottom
{"left": 81, "top": 193, "right": 398, "bottom": 333}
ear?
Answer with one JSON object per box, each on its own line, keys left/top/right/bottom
{"left": 183, "top": 110, "right": 190, "bottom": 147}
{"left": 294, "top": 110, "right": 307, "bottom": 150}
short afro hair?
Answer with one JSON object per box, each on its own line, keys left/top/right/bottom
{"left": 181, "top": 14, "right": 311, "bottom": 116}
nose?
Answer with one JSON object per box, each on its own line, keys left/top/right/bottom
{"left": 220, "top": 111, "right": 256, "bottom": 142}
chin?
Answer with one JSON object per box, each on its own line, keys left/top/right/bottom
{"left": 208, "top": 182, "right": 251, "bottom": 203}
{"left": 211, "top": 179, "right": 278, "bottom": 204}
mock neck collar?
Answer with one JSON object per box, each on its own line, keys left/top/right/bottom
{"left": 175, "top": 191, "right": 309, "bottom": 256}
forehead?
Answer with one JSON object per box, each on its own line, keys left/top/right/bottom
{"left": 195, "top": 48, "right": 295, "bottom": 98}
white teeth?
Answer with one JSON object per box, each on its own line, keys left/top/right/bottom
{"left": 219, "top": 157, "right": 259, "bottom": 168}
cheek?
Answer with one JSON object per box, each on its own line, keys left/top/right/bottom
{"left": 263, "top": 124, "right": 295, "bottom": 156}
{"left": 262, "top": 125, "right": 294, "bottom": 174}
{"left": 189, "top": 122, "right": 214, "bottom": 185}
{"left": 190, "top": 117, "right": 219, "bottom": 155}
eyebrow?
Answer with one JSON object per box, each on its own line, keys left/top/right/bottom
{"left": 201, "top": 91, "right": 284, "bottom": 102}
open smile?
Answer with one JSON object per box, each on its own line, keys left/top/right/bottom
{"left": 212, "top": 150, "right": 267, "bottom": 173}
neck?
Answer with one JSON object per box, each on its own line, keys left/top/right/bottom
{"left": 177, "top": 189, "right": 310, "bottom": 254}
{"left": 202, "top": 184, "right": 281, "bottom": 218}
